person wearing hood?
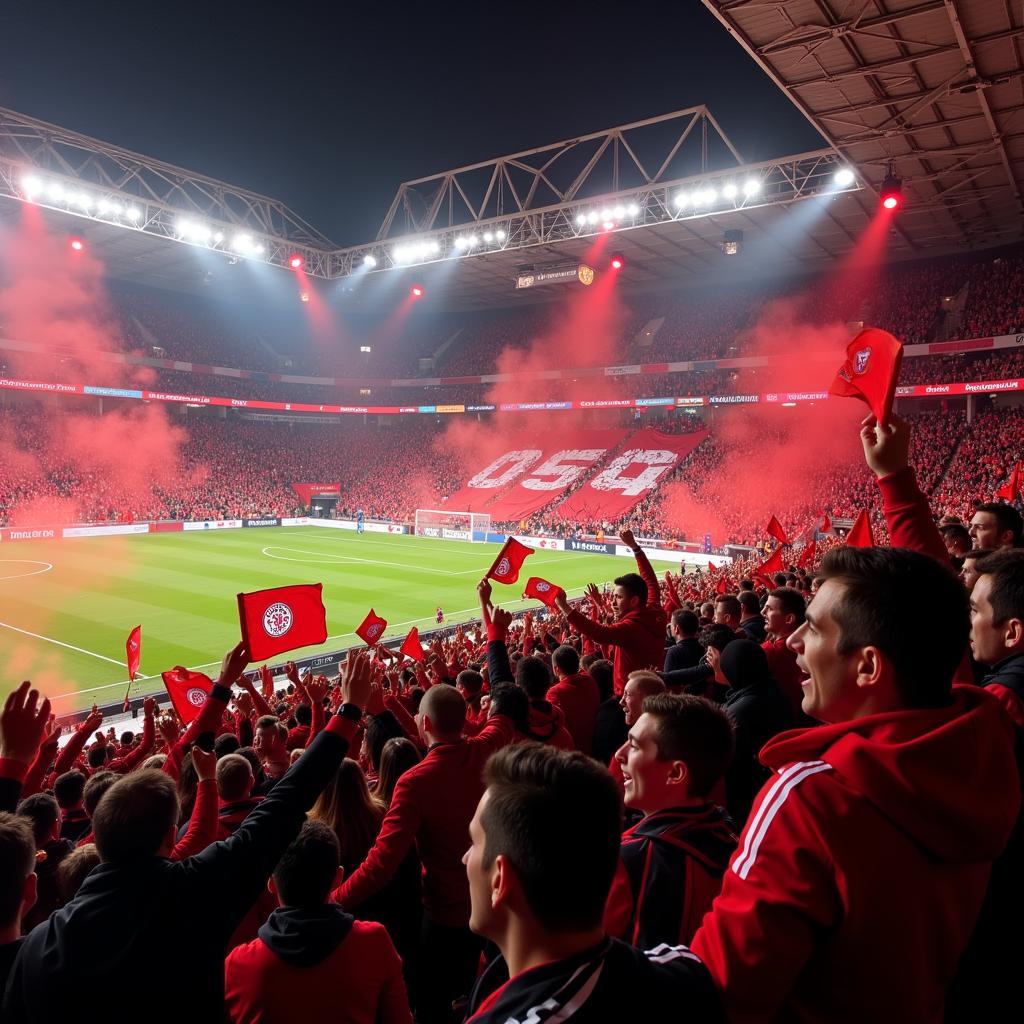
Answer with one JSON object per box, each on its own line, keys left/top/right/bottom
{"left": 225, "top": 821, "right": 410, "bottom": 1023}
{"left": 555, "top": 529, "right": 667, "bottom": 695}
{"left": 692, "top": 546, "right": 1021, "bottom": 1023}
{"left": 711, "top": 639, "right": 794, "bottom": 827}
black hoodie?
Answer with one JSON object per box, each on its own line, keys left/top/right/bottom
{"left": 258, "top": 904, "right": 354, "bottom": 967}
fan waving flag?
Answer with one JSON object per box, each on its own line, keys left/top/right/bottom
{"left": 995, "top": 461, "right": 1023, "bottom": 502}
{"left": 828, "top": 327, "right": 904, "bottom": 426}
{"left": 123, "top": 624, "right": 142, "bottom": 711}
{"left": 356, "top": 608, "right": 388, "bottom": 647}
{"left": 845, "top": 509, "right": 875, "bottom": 548}
{"left": 237, "top": 583, "right": 328, "bottom": 662}
{"left": 400, "top": 626, "right": 426, "bottom": 663}
{"left": 821, "top": 514, "right": 833, "bottom": 535}
{"left": 162, "top": 667, "right": 213, "bottom": 725}
{"left": 523, "top": 577, "right": 565, "bottom": 608}
{"left": 798, "top": 539, "right": 817, "bottom": 569}
{"left": 487, "top": 537, "right": 534, "bottom": 585}
{"left": 765, "top": 516, "right": 788, "bottom": 546}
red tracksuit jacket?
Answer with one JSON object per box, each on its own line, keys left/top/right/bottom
{"left": 547, "top": 673, "right": 600, "bottom": 754}
{"left": 332, "top": 714, "right": 516, "bottom": 927}
{"left": 692, "top": 686, "right": 1021, "bottom": 1023}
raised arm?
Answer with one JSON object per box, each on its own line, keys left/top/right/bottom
{"left": 0, "top": 681, "right": 52, "bottom": 812}
{"left": 620, "top": 528, "right": 660, "bottom": 608}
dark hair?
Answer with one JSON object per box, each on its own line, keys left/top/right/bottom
{"left": 119, "top": 731, "right": 135, "bottom": 747}
{"left": 552, "top": 645, "right": 580, "bottom": 676}
{"left": 235, "top": 747, "right": 265, "bottom": 789}
{"left": 671, "top": 609, "right": 699, "bottom": 636}
{"left": 738, "top": 578, "right": 754, "bottom": 591}
{"left": 974, "top": 549, "right": 1024, "bottom": 625}
{"left": 0, "top": 812, "right": 36, "bottom": 925}
{"left": 56, "top": 844, "right": 100, "bottom": 905}
{"left": 482, "top": 744, "right": 621, "bottom": 932}
{"left": 92, "top": 770, "right": 179, "bottom": 862}
{"left": 715, "top": 594, "right": 742, "bottom": 622}
{"left": 375, "top": 737, "right": 421, "bottom": 808}
{"left": 83, "top": 771, "right": 117, "bottom": 818}
{"left": 974, "top": 502, "right": 1024, "bottom": 545}
{"left": 819, "top": 546, "right": 968, "bottom": 707}
{"left": 214, "top": 732, "right": 240, "bottom": 758}
{"left": 53, "top": 770, "right": 86, "bottom": 810}
{"left": 768, "top": 587, "right": 806, "bottom": 625}
{"left": 294, "top": 703, "right": 312, "bottom": 727}
{"left": 963, "top": 547, "right": 995, "bottom": 564}
{"left": 641, "top": 694, "right": 735, "bottom": 796}
{"left": 700, "top": 623, "right": 738, "bottom": 654}
{"left": 87, "top": 745, "right": 109, "bottom": 769}
{"left": 273, "top": 821, "right": 340, "bottom": 907}
{"left": 365, "top": 709, "right": 407, "bottom": 772}
{"left": 738, "top": 591, "right": 760, "bottom": 615}
{"left": 216, "top": 753, "right": 254, "bottom": 802}
{"left": 940, "top": 523, "right": 972, "bottom": 551}
{"left": 588, "top": 659, "right": 615, "bottom": 702}
{"left": 614, "top": 572, "right": 648, "bottom": 605}
{"left": 16, "top": 792, "right": 59, "bottom": 847}
{"left": 773, "top": 572, "right": 788, "bottom": 588}
{"left": 309, "top": 759, "right": 383, "bottom": 876}
{"left": 456, "top": 670, "right": 484, "bottom": 698}
{"left": 516, "top": 656, "right": 552, "bottom": 699}
{"left": 255, "top": 716, "right": 287, "bottom": 741}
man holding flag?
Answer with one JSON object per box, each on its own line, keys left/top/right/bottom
{"left": 554, "top": 529, "right": 667, "bottom": 696}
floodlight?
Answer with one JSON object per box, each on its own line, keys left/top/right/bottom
{"left": 288, "top": 254, "right": 304, "bottom": 270}
{"left": 743, "top": 178, "right": 761, "bottom": 196}
{"left": 363, "top": 254, "right": 377, "bottom": 267}
{"left": 834, "top": 168, "right": 856, "bottom": 188}
{"left": 722, "top": 183, "right": 738, "bottom": 199}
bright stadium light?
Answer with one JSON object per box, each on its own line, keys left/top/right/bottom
{"left": 21, "top": 174, "right": 42, "bottom": 198}
{"left": 47, "top": 182, "right": 65, "bottom": 201}
{"left": 743, "top": 178, "right": 761, "bottom": 197}
{"left": 495, "top": 228, "right": 506, "bottom": 240}
{"left": 288, "top": 253, "right": 304, "bottom": 270}
{"left": 363, "top": 254, "right": 377, "bottom": 267}
{"left": 834, "top": 168, "right": 856, "bottom": 188}
{"left": 627, "top": 203, "right": 639, "bottom": 216}
{"left": 695, "top": 188, "right": 717, "bottom": 205}
{"left": 213, "top": 230, "right": 224, "bottom": 243}
{"left": 411, "top": 284, "right": 424, "bottom": 298}
{"left": 613, "top": 205, "right": 625, "bottom": 218}
{"left": 126, "top": 206, "right": 141, "bottom": 221}
{"left": 722, "top": 182, "right": 738, "bottom": 200}
{"left": 586, "top": 211, "right": 599, "bottom": 225}
{"left": 575, "top": 213, "right": 587, "bottom": 226}
{"left": 600, "top": 208, "right": 613, "bottom": 220}
{"left": 69, "top": 236, "right": 85, "bottom": 252}
{"left": 483, "top": 231, "right": 494, "bottom": 242}
{"left": 674, "top": 192, "right": 689, "bottom": 208}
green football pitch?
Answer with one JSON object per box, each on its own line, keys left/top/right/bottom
{"left": 0, "top": 527, "right": 638, "bottom": 714}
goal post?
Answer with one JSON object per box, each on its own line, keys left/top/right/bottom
{"left": 414, "top": 509, "right": 491, "bottom": 543}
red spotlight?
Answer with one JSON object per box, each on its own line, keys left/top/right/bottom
{"left": 411, "top": 285, "right": 424, "bottom": 298}
{"left": 288, "top": 253, "right": 304, "bottom": 270}
{"left": 69, "top": 236, "right": 84, "bottom": 252}
{"left": 879, "top": 174, "right": 902, "bottom": 212}
{"left": 610, "top": 253, "right": 624, "bottom": 270}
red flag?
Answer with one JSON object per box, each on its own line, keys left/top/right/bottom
{"left": 123, "top": 624, "right": 142, "bottom": 711}
{"left": 821, "top": 514, "right": 833, "bottom": 535}
{"left": 995, "top": 461, "right": 1023, "bottom": 502}
{"left": 715, "top": 577, "right": 730, "bottom": 595}
{"left": 400, "top": 626, "right": 426, "bottom": 663}
{"left": 355, "top": 608, "right": 388, "bottom": 647}
{"left": 259, "top": 664, "right": 275, "bottom": 700}
{"left": 161, "top": 666, "right": 213, "bottom": 725}
{"left": 487, "top": 537, "right": 534, "bottom": 585}
{"left": 828, "top": 327, "right": 904, "bottom": 426}
{"left": 756, "top": 546, "right": 786, "bottom": 579}
{"left": 237, "top": 583, "right": 328, "bottom": 662}
{"left": 523, "top": 576, "right": 565, "bottom": 608}
{"left": 845, "top": 509, "right": 875, "bottom": 548}
{"left": 798, "top": 540, "right": 817, "bottom": 569}
{"left": 765, "top": 515, "right": 788, "bottom": 546}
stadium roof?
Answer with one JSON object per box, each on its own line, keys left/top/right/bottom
{"left": 702, "top": 0, "right": 1024, "bottom": 253}
{"left": 3, "top": 0, "right": 1023, "bottom": 312}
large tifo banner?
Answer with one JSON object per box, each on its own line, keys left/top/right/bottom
{"left": 442, "top": 430, "right": 627, "bottom": 520}
{"left": 555, "top": 429, "right": 708, "bottom": 521}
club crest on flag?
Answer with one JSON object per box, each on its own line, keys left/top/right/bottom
{"left": 854, "top": 348, "right": 872, "bottom": 374}
{"left": 536, "top": 581, "right": 551, "bottom": 592}
{"left": 496, "top": 557, "right": 510, "bottom": 576}
{"left": 262, "top": 602, "right": 294, "bottom": 638}
{"left": 187, "top": 687, "right": 207, "bottom": 707}
{"left": 367, "top": 623, "right": 383, "bottom": 640}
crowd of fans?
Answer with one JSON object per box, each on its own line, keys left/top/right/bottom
{"left": 1, "top": 410, "right": 1021, "bottom": 1023}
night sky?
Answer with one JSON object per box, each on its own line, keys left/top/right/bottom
{"left": 0, "top": 1, "right": 824, "bottom": 246}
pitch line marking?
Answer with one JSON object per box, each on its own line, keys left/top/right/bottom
{"left": 0, "top": 619, "right": 150, "bottom": 678}
{"left": 0, "top": 559, "right": 53, "bottom": 581}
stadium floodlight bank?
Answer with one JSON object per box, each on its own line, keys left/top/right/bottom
{"left": 414, "top": 509, "right": 490, "bottom": 543}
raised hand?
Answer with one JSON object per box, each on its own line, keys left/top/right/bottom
{"left": 84, "top": 709, "right": 104, "bottom": 734}
{"left": 365, "top": 682, "right": 386, "bottom": 717}
{"left": 191, "top": 745, "right": 217, "bottom": 782}
{"left": 860, "top": 413, "right": 910, "bottom": 479}
{"left": 234, "top": 690, "right": 254, "bottom": 718}
{"left": 477, "top": 578, "right": 492, "bottom": 605}
{"left": 0, "top": 681, "right": 52, "bottom": 764}
{"left": 619, "top": 527, "right": 637, "bottom": 549}
{"left": 218, "top": 642, "right": 250, "bottom": 687}
{"left": 491, "top": 606, "right": 513, "bottom": 636}
{"left": 143, "top": 696, "right": 157, "bottom": 718}
{"left": 285, "top": 661, "right": 301, "bottom": 686}
{"left": 340, "top": 651, "right": 373, "bottom": 710}
{"left": 304, "top": 676, "right": 327, "bottom": 705}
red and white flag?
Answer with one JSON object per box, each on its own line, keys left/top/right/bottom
{"left": 487, "top": 537, "right": 534, "bottom": 585}
{"left": 237, "top": 583, "right": 328, "bottom": 661}
{"left": 828, "top": 327, "right": 904, "bottom": 426}
{"left": 356, "top": 608, "right": 388, "bottom": 647}
{"left": 400, "top": 626, "right": 426, "bottom": 663}
{"left": 523, "top": 576, "right": 565, "bottom": 608}
{"left": 162, "top": 667, "right": 213, "bottom": 725}
{"left": 845, "top": 509, "right": 875, "bottom": 548}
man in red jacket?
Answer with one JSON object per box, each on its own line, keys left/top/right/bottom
{"left": 225, "top": 820, "right": 411, "bottom": 1024}
{"left": 692, "top": 545, "right": 1021, "bottom": 1023}
{"left": 760, "top": 587, "right": 807, "bottom": 717}
{"left": 547, "top": 645, "right": 599, "bottom": 754}
{"left": 554, "top": 529, "right": 667, "bottom": 695}
{"left": 331, "top": 681, "right": 517, "bottom": 1023}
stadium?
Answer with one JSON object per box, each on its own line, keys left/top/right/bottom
{"left": 0, "top": 2, "right": 1021, "bottom": 1022}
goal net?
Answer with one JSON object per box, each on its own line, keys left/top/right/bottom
{"left": 414, "top": 509, "right": 491, "bottom": 543}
